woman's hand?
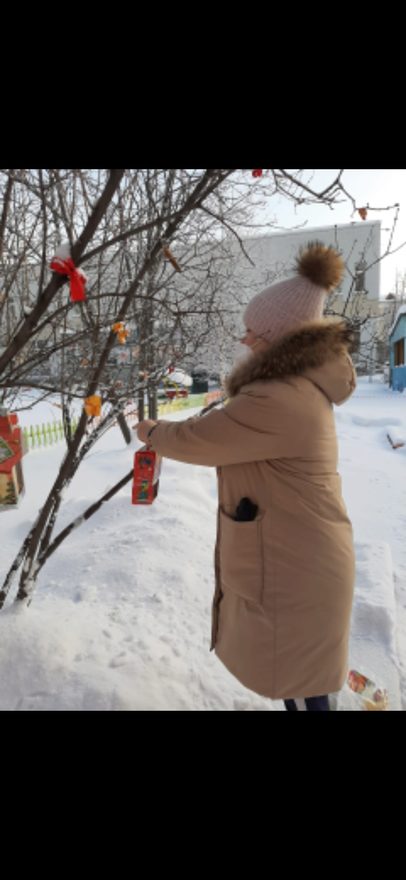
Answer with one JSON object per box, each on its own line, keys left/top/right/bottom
{"left": 135, "top": 419, "right": 158, "bottom": 444}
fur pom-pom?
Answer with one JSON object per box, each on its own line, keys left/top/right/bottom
{"left": 295, "top": 241, "right": 345, "bottom": 292}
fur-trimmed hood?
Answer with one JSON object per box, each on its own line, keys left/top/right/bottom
{"left": 225, "top": 320, "right": 356, "bottom": 405}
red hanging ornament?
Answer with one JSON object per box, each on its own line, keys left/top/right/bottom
{"left": 50, "top": 251, "right": 87, "bottom": 301}
{"left": 358, "top": 207, "right": 368, "bottom": 221}
{"left": 132, "top": 448, "right": 162, "bottom": 504}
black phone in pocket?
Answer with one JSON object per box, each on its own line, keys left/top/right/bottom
{"left": 233, "top": 497, "right": 258, "bottom": 522}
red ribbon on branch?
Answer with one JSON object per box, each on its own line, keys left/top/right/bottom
{"left": 50, "top": 256, "right": 87, "bottom": 301}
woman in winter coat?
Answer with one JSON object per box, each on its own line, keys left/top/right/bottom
{"left": 136, "top": 243, "right": 356, "bottom": 711}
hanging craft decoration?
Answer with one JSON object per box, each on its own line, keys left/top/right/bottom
{"left": 112, "top": 322, "right": 129, "bottom": 344}
{"left": 132, "top": 447, "right": 162, "bottom": 505}
{"left": 50, "top": 243, "right": 87, "bottom": 301}
{"left": 84, "top": 395, "right": 102, "bottom": 418}
{"left": 162, "top": 242, "right": 182, "bottom": 272}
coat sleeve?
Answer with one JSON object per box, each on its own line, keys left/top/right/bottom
{"left": 146, "top": 391, "right": 288, "bottom": 466}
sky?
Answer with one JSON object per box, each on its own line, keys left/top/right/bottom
{"left": 254, "top": 170, "right": 406, "bottom": 298}
{"left": 0, "top": 381, "right": 405, "bottom": 710}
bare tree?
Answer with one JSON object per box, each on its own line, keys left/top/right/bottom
{"left": 1, "top": 168, "right": 373, "bottom": 610}
{"left": 0, "top": 169, "right": 238, "bottom": 608}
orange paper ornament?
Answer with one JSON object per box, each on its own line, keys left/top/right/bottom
{"left": 84, "top": 395, "right": 102, "bottom": 417}
{"left": 162, "top": 244, "right": 182, "bottom": 272}
{"left": 112, "top": 322, "right": 129, "bottom": 344}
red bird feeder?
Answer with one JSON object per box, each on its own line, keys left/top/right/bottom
{"left": 0, "top": 409, "right": 25, "bottom": 510}
{"left": 132, "top": 447, "right": 162, "bottom": 504}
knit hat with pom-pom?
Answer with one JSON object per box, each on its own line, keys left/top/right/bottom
{"left": 243, "top": 241, "right": 345, "bottom": 345}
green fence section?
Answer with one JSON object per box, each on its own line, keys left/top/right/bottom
{"left": 157, "top": 393, "right": 206, "bottom": 414}
{"left": 21, "top": 394, "right": 214, "bottom": 452}
{"left": 22, "top": 418, "right": 80, "bottom": 451}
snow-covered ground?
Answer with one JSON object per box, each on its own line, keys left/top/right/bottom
{"left": 1, "top": 376, "right": 405, "bottom": 710}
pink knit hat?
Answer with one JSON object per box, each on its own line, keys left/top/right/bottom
{"left": 243, "top": 242, "right": 345, "bottom": 346}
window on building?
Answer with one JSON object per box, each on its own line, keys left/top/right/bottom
{"left": 394, "top": 338, "right": 405, "bottom": 366}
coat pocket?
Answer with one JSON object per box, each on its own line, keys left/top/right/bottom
{"left": 219, "top": 507, "right": 264, "bottom": 604}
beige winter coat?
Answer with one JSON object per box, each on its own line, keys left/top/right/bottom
{"left": 148, "top": 321, "right": 357, "bottom": 700}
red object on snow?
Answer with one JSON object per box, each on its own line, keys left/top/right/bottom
{"left": 252, "top": 169, "right": 263, "bottom": 177}
{"left": 132, "top": 447, "right": 162, "bottom": 505}
{"left": 50, "top": 256, "right": 87, "bottom": 301}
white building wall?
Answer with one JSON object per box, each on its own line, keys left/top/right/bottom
{"left": 228, "top": 219, "right": 381, "bottom": 302}
{"left": 198, "top": 220, "right": 382, "bottom": 372}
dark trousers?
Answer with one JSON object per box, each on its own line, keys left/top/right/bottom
{"left": 284, "top": 695, "right": 330, "bottom": 711}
